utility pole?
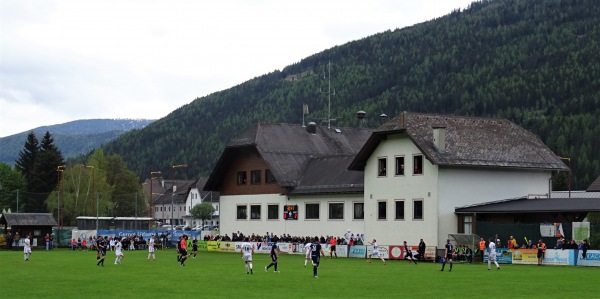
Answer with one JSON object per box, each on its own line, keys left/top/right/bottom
{"left": 319, "top": 61, "right": 336, "bottom": 129}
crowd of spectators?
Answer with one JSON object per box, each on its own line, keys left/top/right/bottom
{"left": 201, "top": 231, "right": 366, "bottom": 245}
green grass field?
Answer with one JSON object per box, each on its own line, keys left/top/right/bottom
{"left": 2, "top": 248, "right": 598, "bottom": 298}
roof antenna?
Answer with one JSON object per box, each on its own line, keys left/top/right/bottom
{"left": 319, "top": 61, "right": 336, "bottom": 129}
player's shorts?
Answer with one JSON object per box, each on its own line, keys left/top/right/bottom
{"left": 537, "top": 251, "right": 544, "bottom": 258}
{"left": 116, "top": 250, "right": 124, "bottom": 257}
{"left": 311, "top": 255, "right": 320, "bottom": 265}
{"left": 270, "top": 254, "right": 277, "bottom": 262}
{"left": 243, "top": 253, "right": 253, "bottom": 262}
{"left": 24, "top": 248, "right": 32, "bottom": 254}
{"left": 192, "top": 245, "right": 198, "bottom": 251}
{"left": 488, "top": 254, "right": 497, "bottom": 262}
{"left": 406, "top": 251, "right": 413, "bottom": 258}
{"left": 305, "top": 252, "right": 311, "bottom": 259}
{"left": 330, "top": 245, "right": 336, "bottom": 252}
{"left": 371, "top": 250, "right": 381, "bottom": 257}
{"left": 180, "top": 249, "right": 188, "bottom": 256}
{"left": 446, "top": 253, "right": 453, "bottom": 260}
{"left": 148, "top": 246, "right": 155, "bottom": 253}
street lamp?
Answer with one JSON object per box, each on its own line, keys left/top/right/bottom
{"left": 149, "top": 171, "right": 161, "bottom": 229}
{"left": 57, "top": 166, "right": 66, "bottom": 227}
{"left": 171, "top": 164, "right": 187, "bottom": 231}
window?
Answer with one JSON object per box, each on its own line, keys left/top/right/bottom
{"left": 377, "top": 201, "right": 387, "bottom": 220}
{"left": 265, "top": 169, "right": 276, "bottom": 184}
{"left": 413, "top": 155, "right": 423, "bottom": 175}
{"left": 237, "top": 171, "right": 247, "bottom": 185}
{"left": 395, "top": 200, "right": 405, "bottom": 220}
{"left": 328, "top": 202, "right": 344, "bottom": 220}
{"left": 464, "top": 215, "right": 472, "bottom": 234}
{"left": 413, "top": 199, "right": 423, "bottom": 220}
{"left": 305, "top": 203, "right": 319, "bottom": 220}
{"left": 236, "top": 205, "right": 247, "bottom": 220}
{"left": 395, "top": 156, "right": 405, "bottom": 175}
{"left": 267, "top": 204, "right": 279, "bottom": 220}
{"left": 250, "top": 204, "right": 261, "bottom": 220}
{"left": 353, "top": 202, "right": 364, "bottom": 220}
{"left": 251, "top": 170, "right": 261, "bottom": 185}
{"left": 378, "top": 157, "right": 387, "bottom": 176}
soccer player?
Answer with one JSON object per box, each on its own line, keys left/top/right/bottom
{"left": 367, "top": 239, "right": 386, "bottom": 265}
{"left": 176, "top": 236, "right": 182, "bottom": 262}
{"left": 265, "top": 241, "right": 280, "bottom": 272}
{"left": 148, "top": 235, "right": 156, "bottom": 260}
{"left": 96, "top": 236, "right": 107, "bottom": 267}
{"left": 114, "top": 237, "right": 124, "bottom": 265}
{"left": 179, "top": 235, "right": 189, "bottom": 266}
{"left": 23, "top": 233, "right": 32, "bottom": 261}
{"left": 403, "top": 241, "right": 417, "bottom": 264}
{"left": 303, "top": 240, "right": 312, "bottom": 267}
{"left": 192, "top": 236, "right": 198, "bottom": 258}
{"left": 440, "top": 239, "right": 453, "bottom": 271}
{"left": 329, "top": 236, "right": 337, "bottom": 259}
{"left": 488, "top": 238, "right": 500, "bottom": 270}
{"left": 240, "top": 237, "right": 254, "bottom": 274}
{"left": 310, "top": 236, "right": 325, "bottom": 278}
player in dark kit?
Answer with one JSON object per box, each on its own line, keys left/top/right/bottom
{"left": 440, "top": 239, "right": 453, "bottom": 272}
{"left": 192, "top": 236, "right": 199, "bottom": 258}
{"left": 404, "top": 241, "right": 418, "bottom": 264}
{"left": 265, "top": 241, "right": 280, "bottom": 272}
{"left": 310, "top": 237, "right": 326, "bottom": 278}
{"left": 96, "top": 236, "right": 107, "bottom": 266}
{"left": 176, "top": 236, "right": 182, "bottom": 262}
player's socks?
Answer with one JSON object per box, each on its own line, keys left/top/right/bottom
{"left": 304, "top": 260, "right": 307, "bottom": 266}
{"left": 313, "top": 266, "right": 318, "bottom": 277}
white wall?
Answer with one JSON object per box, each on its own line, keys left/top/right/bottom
{"left": 363, "top": 134, "right": 439, "bottom": 246}
{"left": 220, "top": 193, "right": 365, "bottom": 239}
{"left": 437, "top": 167, "right": 551, "bottom": 246}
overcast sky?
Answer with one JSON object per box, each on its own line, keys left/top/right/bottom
{"left": 0, "top": 0, "right": 475, "bottom": 137}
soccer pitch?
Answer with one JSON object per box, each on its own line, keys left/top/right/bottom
{"left": 2, "top": 249, "right": 598, "bottom": 298}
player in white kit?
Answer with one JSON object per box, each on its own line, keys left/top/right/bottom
{"left": 367, "top": 239, "right": 386, "bottom": 265}
{"left": 240, "top": 237, "right": 254, "bottom": 274}
{"left": 114, "top": 237, "right": 124, "bottom": 264}
{"left": 304, "top": 241, "right": 312, "bottom": 266}
{"left": 23, "top": 234, "right": 32, "bottom": 261}
{"left": 148, "top": 235, "right": 156, "bottom": 260}
{"left": 487, "top": 238, "right": 500, "bottom": 270}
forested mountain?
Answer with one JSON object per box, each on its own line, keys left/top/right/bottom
{"left": 0, "top": 119, "right": 154, "bottom": 164}
{"left": 104, "top": 0, "right": 600, "bottom": 190}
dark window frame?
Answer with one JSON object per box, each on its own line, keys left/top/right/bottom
{"left": 378, "top": 157, "right": 387, "bottom": 177}
{"left": 251, "top": 170, "right": 261, "bottom": 185}
{"left": 395, "top": 156, "right": 405, "bottom": 176}
{"left": 353, "top": 202, "right": 364, "bottom": 220}
{"left": 237, "top": 171, "right": 247, "bottom": 185}
{"left": 236, "top": 205, "right": 247, "bottom": 220}
{"left": 305, "top": 203, "right": 320, "bottom": 220}
{"left": 413, "top": 155, "right": 423, "bottom": 175}
{"left": 250, "top": 204, "right": 261, "bottom": 220}
{"left": 328, "top": 202, "right": 344, "bottom": 220}
{"left": 413, "top": 199, "right": 424, "bottom": 220}
{"left": 377, "top": 201, "right": 387, "bottom": 220}
{"left": 267, "top": 204, "right": 279, "bottom": 220}
{"left": 394, "top": 200, "right": 405, "bottom": 220}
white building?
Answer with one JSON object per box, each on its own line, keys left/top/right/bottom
{"left": 183, "top": 178, "right": 220, "bottom": 228}
{"left": 205, "top": 113, "right": 568, "bottom": 247}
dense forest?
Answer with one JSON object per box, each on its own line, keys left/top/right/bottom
{"left": 103, "top": 0, "right": 600, "bottom": 190}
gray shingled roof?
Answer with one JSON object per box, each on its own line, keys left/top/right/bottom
{"left": 0, "top": 213, "right": 58, "bottom": 226}
{"left": 455, "top": 197, "right": 600, "bottom": 213}
{"left": 205, "top": 123, "right": 372, "bottom": 192}
{"left": 350, "top": 112, "right": 568, "bottom": 171}
{"left": 587, "top": 176, "right": 600, "bottom": 192}
{"left": 154, "top": 180, "right": 196, "bottom": 205}
{"left": 290, "top": 155, "right": 364, "bottom": 195}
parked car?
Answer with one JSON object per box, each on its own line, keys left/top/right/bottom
{"left": 191, "top": 225, "right": 202, "bottom": 231}
{"left": 161, "top": 225, "right": 173, "bottom": 230}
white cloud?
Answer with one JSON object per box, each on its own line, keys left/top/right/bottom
{"left": 0, "top": 0, "right": 474, "bottom": 137}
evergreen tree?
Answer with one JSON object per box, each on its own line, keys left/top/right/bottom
{"left": 15, "top": 131, "right": 39, "bottom": 185}
{"left": 28, "top": 132, "right": 65, "bottom": 212}
{"left": 0, "top": 162, "right": 27, "bottom": 212}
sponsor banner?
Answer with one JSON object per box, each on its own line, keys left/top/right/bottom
{"left": 543, "top": 249, "right": 575, "bottom": 266}
{"left": 219, "top": 241, "right": 237, "bottom": 253}
{"left": 198, "top": 240, "right": 208, "bottom": 251}
{"left": 254, "top": 241, "right": 273, "bottom": 253}
{"left": 206, "top": 241, "right": 220, "bottom": 252}
{"left": 277, "top": 242, "right": 292, "bottom": 254}
{"left": 349, "top": 245, "right": 367, "bottom": 258}
{"left": 511, "top": 249, "right": 538, "bottom": 265}
{"left": 72, "top": 229, "right": 96, "bottom": 241}
{"left": 337, "top": 245, "right": 348, "bottom": 257}
{"left": 572, "top": 222, "right": 590, "bottom": 242}
{"left": 484, "top": 248, "right": 513, "bottom": 264}
{"left": 388, "top": 246, "right": 404, "bottom": 260}
{"left": 366, "top": 245, "right": 389, "bottom": 259}
{"left": 577, "top": 250, "right": 600, "bottom": 267}
{"left": 287, "top": 243, "right": 305, "bottom": 255}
